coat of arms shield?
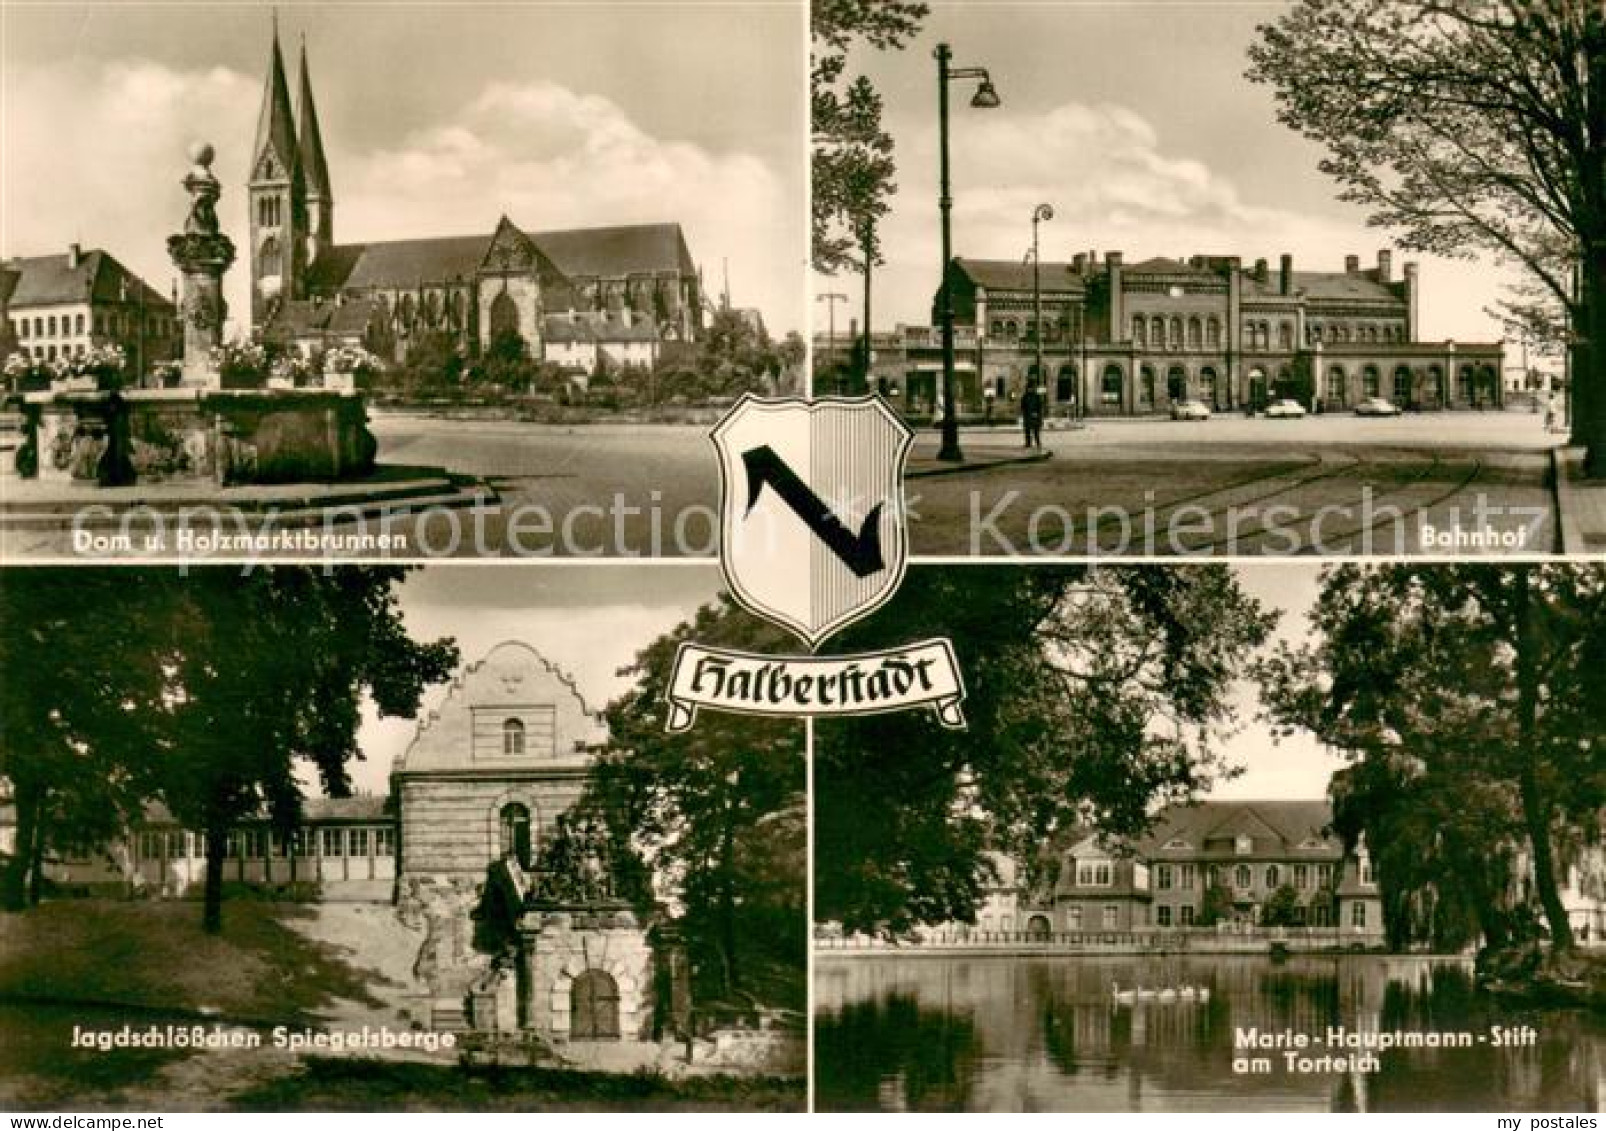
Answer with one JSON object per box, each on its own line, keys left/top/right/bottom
{"left": 711, "top": 396, "right": 913, "bottom": 649}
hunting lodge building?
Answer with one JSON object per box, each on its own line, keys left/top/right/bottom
{"left": 247, "top": 24, "right": 704, "bottom": 370}
{"left": 865, "top": 249, "right": 1503, "bottom": 418}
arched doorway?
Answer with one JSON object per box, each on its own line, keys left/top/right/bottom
{"left": 1247, "top": 367, "right": 1268, "bottom": 411}
{"left": 490, "top": 290, "right": 519, "bottom": 339}
{"left": 1139, "top": 365, "right": 1156, "bottom": 409}
{"left": 1393, "top": 366, "right": 1413, "bottom": 406}
{"left": 1026, "top": 914, "right": 1052, "bottom": 939}
{"left": 1101, "top": 364, "right": 1124, "bottom": 412}
{"left": 1198, "top": 366, "right": 1218, "bottom": 407}
{"left": 1056, "top": 364, "right": 1075, "bottom": 404}
{"left": 500, "top": 803, "right": 532, "bottom": 869}
{"left": 1424, "top": 366, "right": 1443, "bottom": 407}
{"left": 1166, "top": 365, "right": 1187, "bottom": 403}
{"left": 570, "top": 969, "right": 621, "bottom": 1040}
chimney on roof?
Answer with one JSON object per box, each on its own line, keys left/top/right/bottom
{"left": 68, "top": 243, "right": 81, "bottom": 270}
{"left": 1105, "top": 251, "right": 1122, "bottom": 268}
{"left": 1254, "top": 257, "right": 1269, "bottom": 284}
{"left": 1073, "top": 252, "right": 1087, "bottom": 274}
{"left": 1280, "top": 254, "right": 1293, "bottom": 296}
{"left": 1345, "top": 254, "right": 1360, "bottom": 273}
{"left": 1377, "top": 249, "right": 1393, "bottom": 282}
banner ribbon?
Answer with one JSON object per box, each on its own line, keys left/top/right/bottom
{"left": 665, "top": 637, "right": 966, "bottom": 733}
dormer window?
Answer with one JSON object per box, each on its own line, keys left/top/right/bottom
{"left": 503, "top": 718, "right": 526, "bottom": 755}
{"left": 1235, "top": 834, "right": 1253, "bottom": 856}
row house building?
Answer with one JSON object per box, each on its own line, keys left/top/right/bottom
{"left": 2, "top": 244, "right": 180, "bottom": 374}
{"left": 867, "top": 249, "right": 1502, "bottom": 420}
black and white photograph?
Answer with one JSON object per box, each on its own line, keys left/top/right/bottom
{"left": 1, "top": 2, "right": 806, "bottom": 560}
{"left": 812, "top": 1, "right": 1606, "bottom": 556}
{"left": 813, "top": 562, "right": 1606, "bottom": 1112}
{"left": 0, "top": 566, "right": 806, "bottom": 1111}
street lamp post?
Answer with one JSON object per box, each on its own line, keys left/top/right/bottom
{"left": 817, "top": 291, "right": 847, "bottom": 393}
{"left": 935, "top": 42, "right": 1000, "bottom": 462}
{"left": 1031, "top": 203, "right": 1053, "bottom": 405}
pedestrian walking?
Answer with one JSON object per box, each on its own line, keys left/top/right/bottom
{"left": 1021, "top": 383, "right": 1045, "bottom": 449}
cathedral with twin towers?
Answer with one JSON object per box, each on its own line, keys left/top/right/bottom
{"left": 246, "top": 20, "right": 706, "bottom": 368}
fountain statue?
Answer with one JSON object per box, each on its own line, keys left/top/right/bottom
{"left": 165, "top": 142, "right": 236, "bottom": 387}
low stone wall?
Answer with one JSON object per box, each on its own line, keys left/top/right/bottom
{"left": 8, "top": 387, "right": 377, "bottom": 487}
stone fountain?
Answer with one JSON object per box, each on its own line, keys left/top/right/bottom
{"left": 6, "top": 143, "right": 376, "bottom": 487}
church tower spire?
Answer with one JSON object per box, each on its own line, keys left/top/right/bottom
{"left": 296, "top": 35, "right": 334, "bottom": 269}
{"left": 247, "top": 11, "right": 307, "bottom": 331}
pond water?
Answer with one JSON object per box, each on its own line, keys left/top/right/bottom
{"left": 814, "top": 954, "right": 1606, "bottom": 1112}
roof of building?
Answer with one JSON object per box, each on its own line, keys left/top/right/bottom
{"left": 1124, "top": 256, "right": 1220, "bottom": 278}
{"left": 3, "top": 250, "right": 172, "bottom": 310}
{"left": 266, "top": 294, "right": 384, "bottom": 339}
{"left": 305, "top": 222, "right": 694, "bottom": 297}
{"left": 952, "top": 257, "right": 1087, "bottom": 294}
{"left": 1248, "top": 269, "right": 1402, "bottom": 304}
{"left": 138, "top": 794, "right": 389, "bottom": 826}
{"left": 1139, "top": 799, "right": 1338, "bottom": 859}
{"left": 295, "top": 40, "right": 332, "bottom": 201}
{"left": 252, "top": 26, "right": 301, "bottom": 183}
{"left": 542, "top": 310, "right": 660, "bottom": 344}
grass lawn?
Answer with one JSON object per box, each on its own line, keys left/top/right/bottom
{"left": 231, "top": 1057, "right": 806, "bottom": 1112}
{"left": 0, "top": 899, "right": 388, "bottom": 1020}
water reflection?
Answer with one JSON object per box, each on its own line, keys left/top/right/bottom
{"left": 814, "top": 955, "right": 1606, "bottom": 1112}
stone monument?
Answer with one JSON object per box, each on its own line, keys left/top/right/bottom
{"left": 166, "top": 142, "right": 235, "bottom": 387}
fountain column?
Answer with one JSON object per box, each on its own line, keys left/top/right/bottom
{"left": 165, "top": 142, "right": 235, "bottom": 388}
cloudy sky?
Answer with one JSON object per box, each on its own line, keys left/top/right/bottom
{"left": 2, "top": 1, "right": 805, "bottom": 336}
{"left": 822, "top": 1, "right": 1518, "bottom": 345}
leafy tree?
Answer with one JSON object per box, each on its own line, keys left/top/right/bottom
{"left": 1260, "top": 883, "right": 1304, "bottom": 928}
{"left": 150, "top": 568, "right": 457, "bottom": 932}
{"left": 815, "top": 565, "right": 1276, "bottom": 934}
{"left": 397, "top": 330, "right": 466, "bottom": 393}
{"left": 587, "top": 597, "right": 806, "bottom": 1005}
{"left": 812, "top": 1, "right": 927, "bottom": 274}
{"left": 1256, "top": 564, "right": 1606, "bottom": 957}
{"left": 1246, "top": 1, "right": 1606, "bottom": 472}
{"left": 0, "top": 572, "right": 174, "bottom": 909}
{"left": 472, "top": 329, "right": 534, "bottom": 392}
{"left": 1328, "top": 754, "right": 1522, "bottom": 952}
{"left": 1197, "top": 882, "right": 1234, "bottom": 928}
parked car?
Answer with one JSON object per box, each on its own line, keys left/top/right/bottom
{"left": 1355, "top": 396, "right": 1404, "bottom": 417}
{"left": 1264, "top": 398, "right": 1307, "bottom": 419}
{"left": 1170, "top": 399, "right": 1212, "bottom": 421}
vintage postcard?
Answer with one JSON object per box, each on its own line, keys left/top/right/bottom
{"left": 1, "top": 2, "right": 805, "bottom": 561}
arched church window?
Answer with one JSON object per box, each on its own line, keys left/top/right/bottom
{"left": 499, "top": 803, "right": 532, "bottom": 869}
{"left": 259, "top": 236, "right": 282, "bottom": 279}
{"left": 490, "top": 291, "right": 519, "bottom": 338}
{"left": 503, "top": 718, "right": 526, "bottom": 755}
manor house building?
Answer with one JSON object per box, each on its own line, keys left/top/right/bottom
{"left": 935, "top": 800, "right": 1384, "bottom": 945}
{"left": 871, "top": 249, "right": 1502, "bottom": 418}
{"left": 246, "top": 25, "right": 704, "bottom": 371}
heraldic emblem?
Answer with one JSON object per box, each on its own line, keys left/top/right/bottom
{"left": 666, "top": 396, "right": 965, "bottom": 734}
{"left": 710, "top": 395, "right": 913, "bottom": 649}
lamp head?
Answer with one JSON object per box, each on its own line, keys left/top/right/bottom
{"left": 1035, "top": 203, "right": 1055, "bottom": 223}
{"left": 970, "top": 79, "right": 1001, "bottom": 109}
